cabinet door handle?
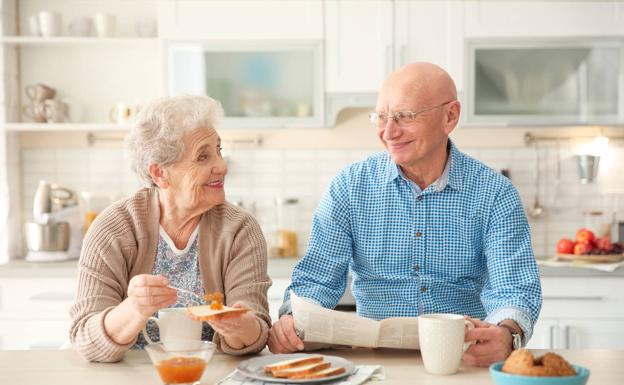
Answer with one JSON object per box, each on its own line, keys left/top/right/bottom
{"left": 548, "top": 325, "right": 555, "bottom": 349}
{"left": 564, "top": 325, "right": 571, "bottom": 349}
{"left": 399, "top": 44, "right": 406, "bottom": 67}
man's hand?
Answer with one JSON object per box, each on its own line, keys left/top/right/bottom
{"left": 268, "top": 314, "right": 304, "bottom": 353}
{"left": 462, "top": 317, "right": 513, "bottom": 367}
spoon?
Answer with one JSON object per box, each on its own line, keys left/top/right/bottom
{"left": 168, "top": 285, "right": 206, "bottom": 305}
{"left": 529, "top": 144, "right": 545, "bottom": 219}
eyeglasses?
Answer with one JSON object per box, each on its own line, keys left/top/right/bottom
{"left": 369, "top": 100, "right": 456, "bottom": 128}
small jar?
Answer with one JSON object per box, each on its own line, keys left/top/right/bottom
{"left": 270, "top": 198, "right": 299, "bottom": 258}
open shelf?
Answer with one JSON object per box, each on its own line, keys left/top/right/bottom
{"left": 4, "top": 123, "right": 131, "bottom": 132}
{"left": 0, "top": 36, "right": 158, "bottom": 46}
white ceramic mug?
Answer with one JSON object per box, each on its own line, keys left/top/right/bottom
{"left": 94, "top": 13, "right": 116, "bottom": 37}
{"left": 28, "top": 15, "right": 40, "bottom": 36}
{"left": 69, "top": 17, "right": 92, "bottom": 37}
{"left": 39, "top": 11, "right": 61, "bottom": 37}
{"left": 418, "top": 314, "right": 475, "bottom": 375}
{"left": 142, "top": 308, "right": 203, "bottom": 349}
{"left": 109, "top": 102, "right": 134, "bottom": 125}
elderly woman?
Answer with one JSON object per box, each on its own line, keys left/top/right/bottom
{"left": 69, "top": 95, "right": 271, "bottom": 362}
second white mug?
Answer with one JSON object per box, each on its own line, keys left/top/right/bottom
{"left": 142, "top": 308, "right": 203, "bottom": 349}
{"left": 39, "top": 11, "right": 61, "bottom": 38}
{"left": 94, "top": 13, "right": 116, "bottom": 37}
{"left": 418, "top": 313, "right": 475, "bottom": 375}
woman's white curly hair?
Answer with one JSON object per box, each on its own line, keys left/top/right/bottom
{"left": 125, "top": 94, "right": 224, "bottom": 186}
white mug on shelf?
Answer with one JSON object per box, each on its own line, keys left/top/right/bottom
{"left": 28, "top": 15, "right": 41, "bottom": 36}
{"left": 94, "top": 13, "right": 116, "bottom": 37}
{"left": 418, "top": 313, "right": 475, "bottom": 375}
{"left": 142, "top": 308, "right": 203, "bottom": 350}
{"left": 38, "top": 11, "right": 62, "bottom": 37}
{"left": 69, "top": 17, "right": 93, "bottom": 37}
{"left": 109, "top": 102, "right": 135, "bottom": 125}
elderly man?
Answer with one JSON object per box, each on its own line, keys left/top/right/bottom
{"left": 269, "top": 63, "right": 542, "bottom": 366}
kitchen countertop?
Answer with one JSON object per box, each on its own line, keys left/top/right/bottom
{"left": 1, "top": 257, "right": 624, "bottom": 279}
{"left": 0, "top": 347, "right": 621, "bottom": 384}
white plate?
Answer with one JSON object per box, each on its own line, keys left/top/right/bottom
{"left": 236, "top": 353, "right": 355, "bottom": 384}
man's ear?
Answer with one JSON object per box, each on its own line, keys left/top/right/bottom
{"left": 148, "top": 163, "right": 169, "bottom": 189}
{"left": 444, "top": 100, "right": 461, "bottom": 135}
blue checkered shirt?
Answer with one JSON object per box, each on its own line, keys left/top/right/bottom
{"left": 280, "top": 141, "right": 542, "bottom": 343}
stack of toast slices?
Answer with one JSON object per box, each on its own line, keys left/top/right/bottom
{"left": 264, "top": 355, "right": 347, "bottom": 380}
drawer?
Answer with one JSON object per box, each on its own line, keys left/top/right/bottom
{"left": 0, "top": 278, "right": 76, "bottom": 317}
{"left": 540, "top": 277, "right": 624, "bottom": 318}
{"left": 0, "top": 318, "right": 71, "bottom": 350}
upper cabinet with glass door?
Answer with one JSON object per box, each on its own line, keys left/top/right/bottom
{"left": 466, "top": 39, "right": 623, "bottom": 126}
{"left": 166, "top": 41, "right": 323, "bottom": 128}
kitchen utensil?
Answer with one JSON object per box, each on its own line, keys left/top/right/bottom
{"left": 237, "top": 354, "right": 355, "bottom": 384}
{"left": 38, "top": 11, "right": 62, "bottom": 37}
{"left": 43, "top": 99, "right": 69, "bottom": 123}
{"left": 529, "top": 145, "right": 545, "bottom": 219}
{"left": 576, "top": 154, "right": 600, "bottom": 184}
{"left": 94, "top": 13, "right": 116, "bottom": 37}
{"left": 25, "top": 83, "right": 56, "bottom": 102}
{"left": 24, "top": 221, "right": 70, "bottom": 252}
{"left": 168, "top": 286, "right": 205, "bottom": 304}
{"left": 549, "top": 139, "right": 562, "bottom": 206}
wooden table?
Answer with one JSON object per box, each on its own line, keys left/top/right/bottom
{"left": 0, "top": 348, "right": 621, "bottom": 384}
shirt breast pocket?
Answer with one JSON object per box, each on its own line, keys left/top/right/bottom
{"left": 441, "top": 214, "right": 483, "bottom": 269}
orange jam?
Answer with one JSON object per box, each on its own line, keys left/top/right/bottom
{"left": 204, "top": 292, "right": 224, "bottom": 310}
{"left": 155, "top": 357, "right": 206, "bottom": 384}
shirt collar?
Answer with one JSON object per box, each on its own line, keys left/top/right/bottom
{"left": 384, "top": 139, "right": 463, "bottom": 192}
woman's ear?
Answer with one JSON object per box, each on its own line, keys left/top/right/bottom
{"left": 148, "top": 163, "right": 169, "bottom": 189}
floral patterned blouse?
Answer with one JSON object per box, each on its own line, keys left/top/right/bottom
{"left": 132, "top": 226, "right": 213, "bottom": 349}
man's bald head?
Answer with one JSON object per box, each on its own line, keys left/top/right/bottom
{"left": 380, "top": 62, "right": 457, "bottom": 107}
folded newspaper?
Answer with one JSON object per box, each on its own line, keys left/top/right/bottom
{"left": 291, "top": 291, "right": 420, "bottom": 349}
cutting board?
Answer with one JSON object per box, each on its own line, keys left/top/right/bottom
{"left": 556, "top": 253, "right": 624, "bottom": 263}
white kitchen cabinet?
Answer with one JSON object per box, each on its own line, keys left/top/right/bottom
{"left": 526, "top": 318, "right": 558, "bottom": 349}
{"left": 0, "top": 278, "right": 76, "bottom": 350}
{"left": 525, "top": 277, "right": 624, "bottom": 349}
{"left": 563, "top": 319, "right": 624, "bottom": 350}
{"left": 464, "top": 1, "right": 624, "bottom": 38}
{"left": 324, "top": 0, "right": 393, "bottom": 93}
{"left": 158, "top": 0, "right": 323, "bottom": 40}
{"left": 394, "top": 1, "right": 465, "bottom": 91}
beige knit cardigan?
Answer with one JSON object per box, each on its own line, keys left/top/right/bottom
{"left": 69, "top": 187, "right": 272, "bottom": 362}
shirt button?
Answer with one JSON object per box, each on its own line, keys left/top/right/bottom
{"left": 417, "top": 195, "right": 423, "bottom": 201}
{"left": 416, "top": 231, "right": 423, "bottom": 237}
{"left": 414, "top": 265, "right": 420, "bottom": 272}
{"left": 421, "top": 287, "right": 427, "bottom": 293}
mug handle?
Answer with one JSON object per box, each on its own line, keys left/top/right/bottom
{"left": 142, "top": 316, "right": 160, "bottom": 345}
{"left": 463, "top": 319, "right": 475, "bottom": 352}
{"left": 25, "top": 85, "right": 36, "bottom": 101}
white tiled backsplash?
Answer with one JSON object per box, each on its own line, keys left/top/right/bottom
{"left": 21, "top": 142, "right": 624, "bottom": 258}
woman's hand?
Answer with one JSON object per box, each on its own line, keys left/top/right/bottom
{"left": 207, "top": 302, "right": 261, "bottom": 350}
{"left": 104, "top": 274, "right": 177, "bottom": 345}
{"left": 126, "top": 274, "right": 177, "bottom": 319}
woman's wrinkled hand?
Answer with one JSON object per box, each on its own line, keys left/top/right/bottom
{"left": 207, "top": 302, "right": 261, "bottom": 350}
{"left": 127, "top": 274, "right": 177, "bottom": 319}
